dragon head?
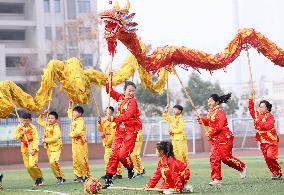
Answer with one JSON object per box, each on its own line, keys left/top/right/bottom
{"left": 100, "top": 1, "right": 137, "bottom": 41}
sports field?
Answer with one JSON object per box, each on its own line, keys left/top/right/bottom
{"left": 1, "top": 156, "right": 284, "bottom": 195}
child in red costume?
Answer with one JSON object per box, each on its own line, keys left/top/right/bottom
{"left": 103, "top": 80, "right": 142, "bottom": 189}
{"left": 248, "top": 95, "right": 282, "bottom": 179}
{"left": 145, "top": 141, "right": 192, "bottom": 194}
{"left": 198, "top": 93, "right": 247, "bottom": 186}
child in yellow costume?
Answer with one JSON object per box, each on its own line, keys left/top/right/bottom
{"left": 68, "top": 103, "right": 90, "bottom": 182}
{"left": 37, "top": 110, "right": 65, "bottom": 184}
{"left": 162, "top": 105, "right": 188, "bottom": 164}
{"left": 13, "top": 112, "right": 44, "bottom": 186}
{"left": 97, "top": 106, "right": 122, "bottom": 180}
{"left": 131, "top": 129, "right": 146, "bottom": 178}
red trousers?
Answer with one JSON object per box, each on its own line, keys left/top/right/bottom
{"left": 210, "top": 138, "right": 245, "bottom": 180}
{"left": 106, "top": 128, "right": 137, "bottom": 175}
{"left": 260, "top": 142, "right": 282, "bottom": 175}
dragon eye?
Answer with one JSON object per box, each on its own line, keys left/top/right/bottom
{"left": 115, "top": 11, "right": 120, "bottom": 15}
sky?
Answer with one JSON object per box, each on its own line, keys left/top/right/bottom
{"left": 97, "top": 0, "right": 284, "bottom": 102}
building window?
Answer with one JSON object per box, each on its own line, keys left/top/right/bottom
{"left": 45, "top": 27, "right": 52, "bottom": 40}
{"left": 56, "top": 27, "right": 63, "bottom": 40}
{"left": 46, "top": 54, "right": 53, "bottom": 62}
{"left": 79, "top": 27, "right": 91, "bottom": 38}
{"left": 0, "top": 3, "right": 24, "bottom": 14}
{"left": 55, "top": 0, "right": 61, "bottom": 13}
{"left": 0, "top": 30, "right": 25, "bottom": 40}
{"left": 80, "top": 54, "right": 93, "bottom": 67}
{"left": 44, "top": 0, "right": 50, "bottom": 12}
{"left": 78, "top": 0, "right": 90, "bottom": 13}
{"left": 6, "top": 56, "right": 22, "bottom": 67}
{"left": 56, "top": 54, "right": 64, "bottom": 60}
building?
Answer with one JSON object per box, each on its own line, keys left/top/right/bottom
{"left": 223, "top": 76, "right": 284, "bottom": 116}
{"left": 0, "top": 0, "right": 99, "bottom": 86}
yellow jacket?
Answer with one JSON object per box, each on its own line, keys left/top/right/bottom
{"left": 97, "top": 119, "right": 116, "bottom": 147}
{"left": 13, "top": 124, "right": 39, "bottom": 153}
{"left": 37, "top": 115, "right": 62, "bottom": 152}
{"left": 67, "top": 108, "right": 87, "bottom": 144}
{"left": 162, "top": 112, "right": 187, "bottom": 141}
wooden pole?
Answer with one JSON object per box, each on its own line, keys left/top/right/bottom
{"left": 172, "top": 68, "right": 208, "bottom": 133}
{"left": 107, "top": 55, "right": 113, "bottom": 116}
{"left": 108, "top": 186, "right": 174, "bottom": 192}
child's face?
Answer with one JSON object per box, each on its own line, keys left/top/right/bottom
{"left": 124, "top": 85, "right": 136, "bottom": 98}
{"left": 48, "top": 115, "right": 57, "bottom": 125}
{"left": 259, "top": 103, "right": 268, "bottom": 114}
{"left": 104, "top": 108, "right": 113, "bottom": 116}
{"left": 208, "top": 97, "right": 218, "bottom": 109}
{"left": 21, "top": 118, "right": 31, "bottom": 126}
{"left": 173, "top": 108, "right": 181, "bottom": 115}
{"left": 73, "top": 110, "right": 82, "bottom": 118}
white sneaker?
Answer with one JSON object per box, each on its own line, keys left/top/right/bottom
{"left": 163, "top": 189, "right": 173, "bottom": 194}
{"left": 209, "top": 179, "right": 222, "bottom": 186}
{"left": 183, "top": 183, "right": 193, "bottom": 193}
{"left": 240, "top": 166, "right": 247, "bottom": 179}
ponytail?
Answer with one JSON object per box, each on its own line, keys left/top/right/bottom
{"left": 210, "top": 93, "right": 231, "bottom": 104}
{"left": 157, "top": 141, "right": 175, "bottom": 159}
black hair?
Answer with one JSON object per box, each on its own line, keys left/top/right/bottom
{"left": 21, "top": 112, "right": 32, "bottom": 119}
{"left": 210, "top": 93, "right": 232, "bottom": 104}
{"left": 259, "top": 100, "right": 272, "bottom": 112}
{"left": 48, "top": 111, "right": 59, "bottom": 119}
{"left": 73, "top": 106, "right": 84, "bottom": 114}
{"left": 173, "top": 105, "right": 183, "bottom": 112}
{"left": 156, "top": 141, "right": 175, "bottom": 159}
{"left": 107, "top": 106, "right": 114, "bottom": 113}
{"left": 124, "top": 81, "right": 136, "bottom": 91}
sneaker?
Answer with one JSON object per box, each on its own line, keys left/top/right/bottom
{"left": 209, "top": 179, "right": 222, "bottom": 186}
{"left": 272, "top": 173, "right": 282, "bottom": 180}
{"left": 73, "top": 176, "right": 84, "bottom": 183}
{"left": 0, "top": 174, "right": 3, "bottom": 190}
{"left": 127, "top": 168, "right": 134, "bottom": 179}
{"left": 133, "top": 173, "right": 144, "bottom": 178}
{"left": 56, "top": 177, "right": 66, "bottom": 184}
{"left": 83, "top": 177, "right": 88, "bottom": 182}
{"left": 102, "top": 178, "right": 113, "bottom": 189}
{"left": 183, "top": 183, "right": 193, "bottom": 193}
{"left": 112, "top": 175, "right": 122, "bottom": 180}
{"left": 35, "top": 178, "right": 44, "bottom": 186}
{"left": 142, "top": 169, "right": 146, "bottom": 175}
{"left": 240, "top": 165, "right": 247, "bottom": 179}
{"left": 163, "top": 189, "right": 173, "bottom": 194}
{"left": 101, "top": 175, "right": 107, "bottom": 179}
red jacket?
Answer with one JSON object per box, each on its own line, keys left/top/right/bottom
{"left": 248, "top": 98, "right": 278, "bottom": 143}
{"left": 106, "top": 83, "right": 142, "bottom": 132}
{"left": 201, "top": 105, "right": 233, "bottom": 143}
{"left": 146, "top": 155, "right": 190, "bottom": 192}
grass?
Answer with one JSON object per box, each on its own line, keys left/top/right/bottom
{"left": 1, "top": 156, "right": 284, "bottom": 195}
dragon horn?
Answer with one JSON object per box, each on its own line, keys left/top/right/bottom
{"left": 123, "top": 0, "right": 130, "bottom": 11}
{"left": 114, "top": 1, "right": 120, "bottom": 10}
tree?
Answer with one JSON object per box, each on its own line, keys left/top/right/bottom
{"left": 184, "top": 72, "right": 239, "bottom": 115}
{"left": 135, "top": 84, "right": 168, "bottom": 117}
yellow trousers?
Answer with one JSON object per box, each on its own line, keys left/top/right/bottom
{"left": 72, "top": 142, "right": 90, "bottom": 177}
{"left": 130, "top": 140, "right": 144, "bottom": 174}
{"left": 104, "top": 147, "right": 122, "bottom": 175}
{"left": 47, "top": 149, "right": 64, "bottom": 178}
{"left": 22, "top": 151, "right": 43, "bottom": 181}
{"left": 172, "top": 139, "right": 188, "bottom": 164}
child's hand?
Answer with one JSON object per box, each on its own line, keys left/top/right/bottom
{"left": 42, "top": 110, "right": 48, "bottom": 115}
{"left": 143, "top": 186, "right": 149, "bottom": 191}
{"left": 197, "top": 117, "right": 202, "bottom": 124}
{"left": 98, "top": 116, "right": 101, "bottom": 123}
{"left": 165, "top": 105, "right": 170, "bottom": 112}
